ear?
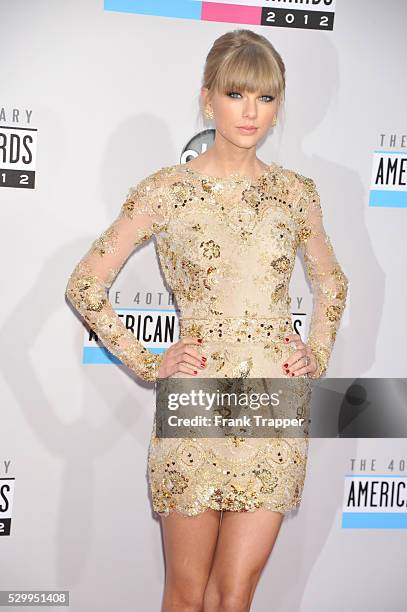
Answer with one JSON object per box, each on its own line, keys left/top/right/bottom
{"left": 201, "top": 87, "right": 210, "bottom": 106}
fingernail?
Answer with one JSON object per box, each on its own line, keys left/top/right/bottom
{"left": 283, "top": 363, "right": 288, "bottom": 367}
{"left": 197, "top": 338, "right": 202, "bottom": 344}
{"left": 291, "top": 372, "right": 295, "bottom": 377}
{"left": 202, "top": 356, "right": 207, "bottom": 361}
{"left": 194, "top": 370, "right": 198, "bottom": 374}
{"left": 285, "top": 337, "right": 289, "bottom": 342}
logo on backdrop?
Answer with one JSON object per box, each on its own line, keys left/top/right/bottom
{"left": 82, "top": 296, "right": 178, "bottom": 365}
{"left": 369, "top": 134, "right": 407, "bottom": 208}
{"left": 105, "top": 0, "right": 336, "bottom": 31}
{"left": 342, "top": 457, "right": 407, "bottom": 529}
{"left": 0, "top": 107, "right": 36, "bottom": 189}
{"left": 181, "top": 129, "right": 215, "bottom": 165}
{"left": 0, "top": 461, "right": 14, "bottom": 537}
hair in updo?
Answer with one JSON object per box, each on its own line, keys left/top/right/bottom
{"left": 201, "top": 29, "right": 286, "bottom": 113}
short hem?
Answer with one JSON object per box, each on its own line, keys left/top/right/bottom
{"left": 153, "top": 499, "right": 301, "bottom": 518}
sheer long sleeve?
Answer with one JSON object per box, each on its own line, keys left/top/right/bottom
{"left": 65, "top": 169, "right": 173, "bottom": 382}
{"left": 296, "top": 176, "right": 349, "bottom": 378}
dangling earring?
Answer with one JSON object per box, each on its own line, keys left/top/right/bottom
{"left": 204, "top": 107, "right": 214, "bottom": 120}
{"left": 272, "top": 116, "right": 277, "bottom": 127}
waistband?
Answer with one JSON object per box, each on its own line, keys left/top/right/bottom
{"left": 179, "top": 315, "right": 293, "bottom": 344}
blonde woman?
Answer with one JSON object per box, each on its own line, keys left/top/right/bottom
{"left": 66, "top": 29, "right": 348, "bottom": 612}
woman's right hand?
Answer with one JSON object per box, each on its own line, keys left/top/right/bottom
{"left": 157, "top": 336, "right": 207, "bottom": 378}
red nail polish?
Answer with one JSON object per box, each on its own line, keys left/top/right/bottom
{"left": 285, "top": 369, "right": 289, "bottom": 373}
{"left": 194, "top": 370, "right": 198, "bottom": 374}
{"left": 197, "top": 338, "right": 202, "bottom": 344}
{"left": 291, "top": 372, "right": 295, "bottom": 376}
{"left": 285, "top": 337, "right": 289, "bottom": 342}
{"left": 283, "top": 363, "right": 288, "bottom": 367}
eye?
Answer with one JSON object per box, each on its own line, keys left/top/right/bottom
{"left": 226, "top": 91, "right": 275, "bottom": 102}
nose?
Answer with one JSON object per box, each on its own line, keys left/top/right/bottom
{"left": 242, "top": 96, "right": 258, "bottom": 118}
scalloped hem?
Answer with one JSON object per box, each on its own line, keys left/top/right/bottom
{"left": 153, "top": 498, "right": 301, "bottom": 518}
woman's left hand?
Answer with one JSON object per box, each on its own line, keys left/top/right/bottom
{"left": 281, "top": 333, "right": 318, "bottom": 377}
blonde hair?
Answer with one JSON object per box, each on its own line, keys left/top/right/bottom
{"left": 202, "top": 29, "right": 286, "bottom": 112}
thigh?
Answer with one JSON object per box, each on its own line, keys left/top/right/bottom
{"left": 161, "top": 508, "right": 222, "bottom": 586}
{"left": 207, "top": 509, "right": 284, "bottom": 596}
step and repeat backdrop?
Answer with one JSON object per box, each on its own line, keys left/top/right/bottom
{"left": 1, "top": 0, "right": 406, "bottom": 610}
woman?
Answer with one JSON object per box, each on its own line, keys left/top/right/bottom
{"left": 66, "top": 29, "right": 348, "bottom": 612}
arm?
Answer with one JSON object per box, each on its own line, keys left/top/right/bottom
{"left": 296, "top": 175, "right": 349, "bottom": 378}
{"left": 65, "top": 169, "right": 172, "bottom": 382}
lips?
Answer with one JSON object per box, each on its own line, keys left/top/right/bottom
{"left": 237, "top": 126, "right": 258, "bottom": 134}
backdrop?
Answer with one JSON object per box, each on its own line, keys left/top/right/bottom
{"left": 0, "top": 0, "right": 406, "bottom": 610}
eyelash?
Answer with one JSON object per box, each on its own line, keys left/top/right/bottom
{"left": 226, "top": 91, "right": 274, "bottom": 102}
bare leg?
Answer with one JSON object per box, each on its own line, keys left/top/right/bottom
{"left": 203, "top": 509, "right": 284, "bottom": 612}
{"left": 161, "top": 508, "right": 222, "bottom": 612}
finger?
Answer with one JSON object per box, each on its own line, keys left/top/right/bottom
{"left": 176, "top": 363, "right": 203, "bottom": 376}
{"left": 179, "top": 336, "right": 207, "bottom": 360}
{"left": 174, "top": 345, "right": 207, "bottom": 369}
{"left": 181, "top": 335, "right": 204, "bottom": 346}
{"left": 289, "top": 367, "right": 309, "bottom": 377}
{"left": 283, "top": 333, "right": 305, "bottom": 360}
{"left": 179, "top": 347, "right": 208, "bottom": 372}
{"left": 284, "top": 333, "right": 302, "bottom": 344}
{"left": 281, "top": 348, "right": 307, "bottom": 372}
{"left": 290, "top": 355, "right": 317, "bottom": 377}
{"left": 163, "top": 351, "right": 201, "bottom": 377}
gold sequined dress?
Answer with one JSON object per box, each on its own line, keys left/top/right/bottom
{"left": 66, "top": 162, "right": 348, "bottom": 516}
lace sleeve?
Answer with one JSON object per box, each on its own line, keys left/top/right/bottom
{"left": 65, "top": 168, "right": 173, "bottom": 382}
{"left": 296, "top": 175, "right": 349, "bottom": 378}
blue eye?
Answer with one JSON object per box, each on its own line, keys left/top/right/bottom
{"left": 226, "top": 92, "right": 274, "bottom": 102}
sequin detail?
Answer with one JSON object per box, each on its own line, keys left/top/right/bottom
{"left": 180, "top": 315, "right": 293, "bottom": 344}
{"left": 66, "top": 161, "right": 348, "bottom": 515}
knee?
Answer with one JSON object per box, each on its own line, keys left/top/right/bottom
{"left": 204, "top": 586, "right": 251, "bottom": 612}
{"left": 164, "top": 582, "right": 205, "bottom": 612}
{"left": 218, "top": 592, "right": 251, "bottom": 612}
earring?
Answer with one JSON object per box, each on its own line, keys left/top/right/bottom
{"left": 204, "top": 107, "right": 214, "bottom": 120}
{"left": 272, "top": 117, "right": 277, "bottom": 127}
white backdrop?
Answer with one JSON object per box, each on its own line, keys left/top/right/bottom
{"left": 0, "top": 0, "right": 406, "bottom": 610}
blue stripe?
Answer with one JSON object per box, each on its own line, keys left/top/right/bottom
{"left": 374, "top": 150, "right": 406, "bottom": 154}
{"left": 104, "top": 0, "right": 202, "bottom": 19}
{"left": 369, "top": 190, "right": 407, "bottom": 208}
{"left": 342, "top": 512, "right": 407, "bottom": 529}
{"left": 83, "top": 346, "right": 164, "bottom": 365}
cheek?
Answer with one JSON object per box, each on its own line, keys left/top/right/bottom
{"left": 216, "top": 104, "right": 239, "bottom": 128}
{"left": 260, "top": 107, "right": 276, "bottom": 125}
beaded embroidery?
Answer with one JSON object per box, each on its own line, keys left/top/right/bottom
{"left": 66, "top": 161, "right": 348, "bottom": 515}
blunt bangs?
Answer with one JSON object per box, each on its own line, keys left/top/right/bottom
{"left": 213, "top": 45, "right": 284, "bottom": 101}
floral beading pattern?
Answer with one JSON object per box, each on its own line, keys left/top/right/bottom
{"left": 66, "top": 161, "right": 348, "bottom": 515}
